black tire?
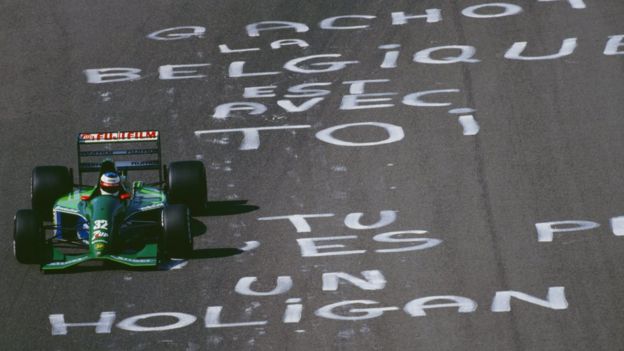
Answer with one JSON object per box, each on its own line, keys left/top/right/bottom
{"left": 14, "top": 209, "right": 44, "bottom": 264}
{"left": 161, "top": 205, "right": 192, "bottom": 258}
{"left": 32, "top": 166, "right": 72, "bottom": 221}
{"left": 167, "top": 161, "right": 207, "bottom": 213}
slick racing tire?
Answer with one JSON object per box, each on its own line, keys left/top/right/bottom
{"left": 167, "top": 161, "right": 207, "bottom": 213}
{"left": 161, "top": 204, "right": 193, "bottom": 258}
{"left": 14, "top": 209, "right": 44, "bottom": 264}
{"left": 32, "top": 166, "right": 72, "bottom": 221}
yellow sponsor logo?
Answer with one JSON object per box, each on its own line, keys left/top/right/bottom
{"left": 95, "top": 243, "right": 105, "bottom": 250}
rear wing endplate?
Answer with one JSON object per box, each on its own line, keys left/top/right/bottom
{"left": 77, "top": 131, "right": 162, "bottom": 185}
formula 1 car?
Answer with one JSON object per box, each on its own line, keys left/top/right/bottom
{"left": 13, "top": 130, "right": 207, "bottom": 271}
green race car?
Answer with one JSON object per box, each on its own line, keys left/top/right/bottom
{"left": 13, "top": 130, "right": 207, "bottom": 271}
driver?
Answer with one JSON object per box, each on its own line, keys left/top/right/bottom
{"left": 100, "top": 172, "right": 121, "bottom": 196}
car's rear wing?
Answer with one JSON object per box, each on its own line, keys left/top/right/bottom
{"left": 76, "top": 131, "right": 162, "bottom": 186}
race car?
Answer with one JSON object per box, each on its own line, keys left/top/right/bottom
{"left": 12, "top": 130, "right": 207, "bottom": 271}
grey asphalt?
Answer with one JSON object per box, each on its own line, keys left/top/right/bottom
{"left": 3, "top": 1, "right": 624, "bottom": 350}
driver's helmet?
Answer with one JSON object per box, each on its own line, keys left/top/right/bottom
{"left": 100, "top": 172, "right": 121, "bottom": 195}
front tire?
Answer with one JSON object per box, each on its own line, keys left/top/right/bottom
{"left": 161, "top": 205, "right": 192, "bottom": 258}
{"left": 14, "top": 209, "right": 44, "bottom": 264}
{"left": 167, "top": 161, "right": 207, "bottom": 213}
{"left": 32, "top": 166, "right": 72, "bottom": 221}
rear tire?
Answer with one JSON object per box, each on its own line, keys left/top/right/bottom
{"left": 167, "top": 161, "right": 207, "bottom": 213}
{"left": 32, "top": 166, "right": 72, "bottom": 221}
{"left": 161, "top": 205, "right": 192, "bottom": 258}
{"left": 14, "top": 209, "right": 44, "bottom": 264}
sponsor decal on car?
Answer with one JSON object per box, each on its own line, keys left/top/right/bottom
{"left": 139, "top": 203, "right": 164, "bottom": 212}
{"left": 53, "top": 208, "right": 87, "bottom": 223}
{"left": 79, "top": 131, "right": 159, "bottom": 143}
{"left": 47, "top": 256, "right": 89, "bottom": 266}
{"left": 53, "top": 206, "right": 79, "bottom": 214}
{"left": 93, "top": 230, "right": 108, "bottom": 239}
{"left": 109, "top": 256, "right": 155, "bottom": 264}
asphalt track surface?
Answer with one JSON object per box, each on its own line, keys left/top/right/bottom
{"left": 3, "top": 1, "right": 624, "bottom": 350}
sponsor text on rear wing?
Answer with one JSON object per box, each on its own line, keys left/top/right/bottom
{"left": 76, "top": 130, "right": 163, "bottom": 185}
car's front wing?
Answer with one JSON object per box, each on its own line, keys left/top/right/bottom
{"left": 41, "top": 243, "right": 159, "bottom": 271}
